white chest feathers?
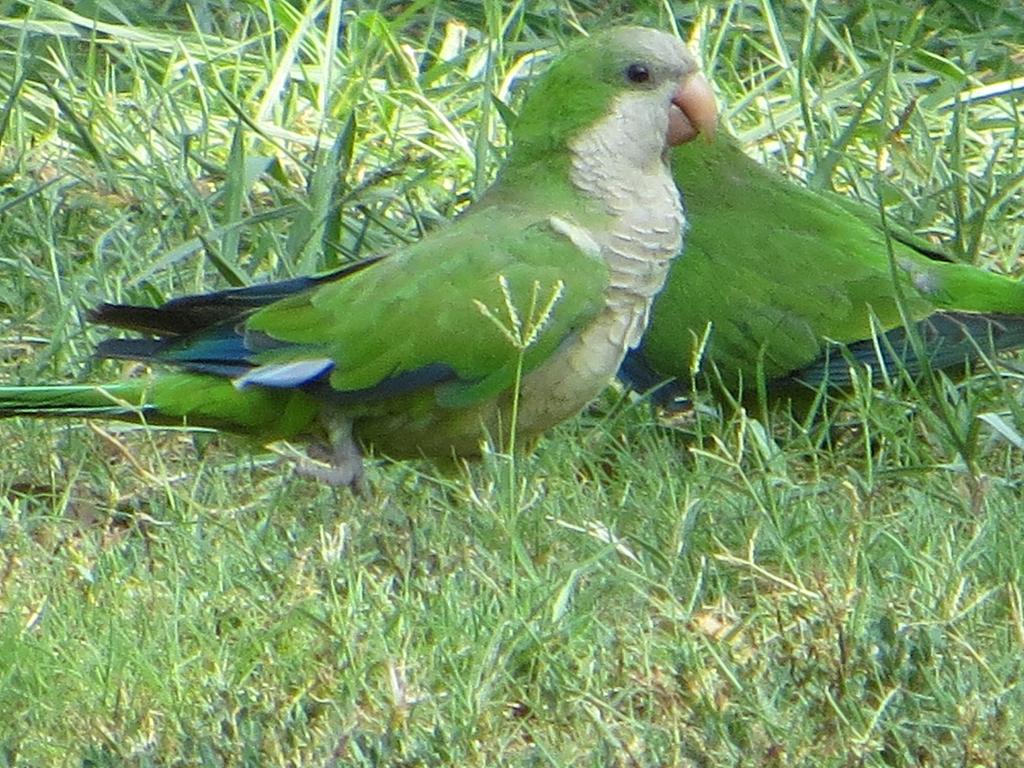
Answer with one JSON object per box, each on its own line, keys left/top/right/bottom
{"left": 514, "top": 97, "right": 686, "bottom": 433}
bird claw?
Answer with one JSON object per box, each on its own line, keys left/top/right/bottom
{"left": 294, "top": 415, "right": 368, "bottom": 494}
{"left": 295, "top": 454, "right": 368, "bottom": 494}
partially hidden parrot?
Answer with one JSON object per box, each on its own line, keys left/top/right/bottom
{"left": 620, "top": 135, "right": 1024, "bottom": 405}
{"left": 0, "top": 26, "right": 717, "bottom": 488}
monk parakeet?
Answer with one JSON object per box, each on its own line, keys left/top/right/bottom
{"left": 620, "top": 136, "right": 1024, "bottom": 404}
{"left": 0, "top": 26, "right": 716, "bottom": 487}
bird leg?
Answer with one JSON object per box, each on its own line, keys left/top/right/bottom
{"left": 296, "top": 415, "right": 367, "bottom": 493}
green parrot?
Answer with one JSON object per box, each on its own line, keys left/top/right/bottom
{"left": 620, "top": 135, "right": 1024, "bottom": 404}
{"left": 0, "top": 26, "right": 717, "bottom": 488}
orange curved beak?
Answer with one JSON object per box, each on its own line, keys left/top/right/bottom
{"left": 667, "top": 72, "right": 718, "bottom": 146}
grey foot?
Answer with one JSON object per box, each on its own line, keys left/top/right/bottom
{"left": 296, "top": 454, "right": 367, "bottom": 493}
{"left": 295, "top": 415, "right": 368, "bottom": 494}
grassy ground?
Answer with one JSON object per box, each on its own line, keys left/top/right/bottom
{"left": 2, "top": 0, "right": 1024, "bottom": 765}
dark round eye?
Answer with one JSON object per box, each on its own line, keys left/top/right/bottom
{"left": 625, "top": 63, "right": 651, "bottom": 84}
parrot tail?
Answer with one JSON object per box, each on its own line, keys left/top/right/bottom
{"left": 788, "top": 311, "right": 1024, "bottom": 389}
{"left": 0, "top": 374, "right": 321, "bottom": 441}
{"left": 0, "top": 383, "right": 154, "bottom": 420}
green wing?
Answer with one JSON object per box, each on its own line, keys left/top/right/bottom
{"left": 243, "top": 208, "right": 609, "bottom": 408}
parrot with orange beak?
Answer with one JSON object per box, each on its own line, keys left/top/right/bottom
{"left": 0, "top": 26, "right": 716, "bottom": 487}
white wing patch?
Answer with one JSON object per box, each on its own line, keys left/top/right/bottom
{"left": 548, "top": 216, "right": 603, "bottom": 260}
{"left": 234, "top": 358, "right": 335, "bottom": 389}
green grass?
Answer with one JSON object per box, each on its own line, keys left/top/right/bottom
{"left": 2, "top": 0, "right": 1024, "bottom": 765}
